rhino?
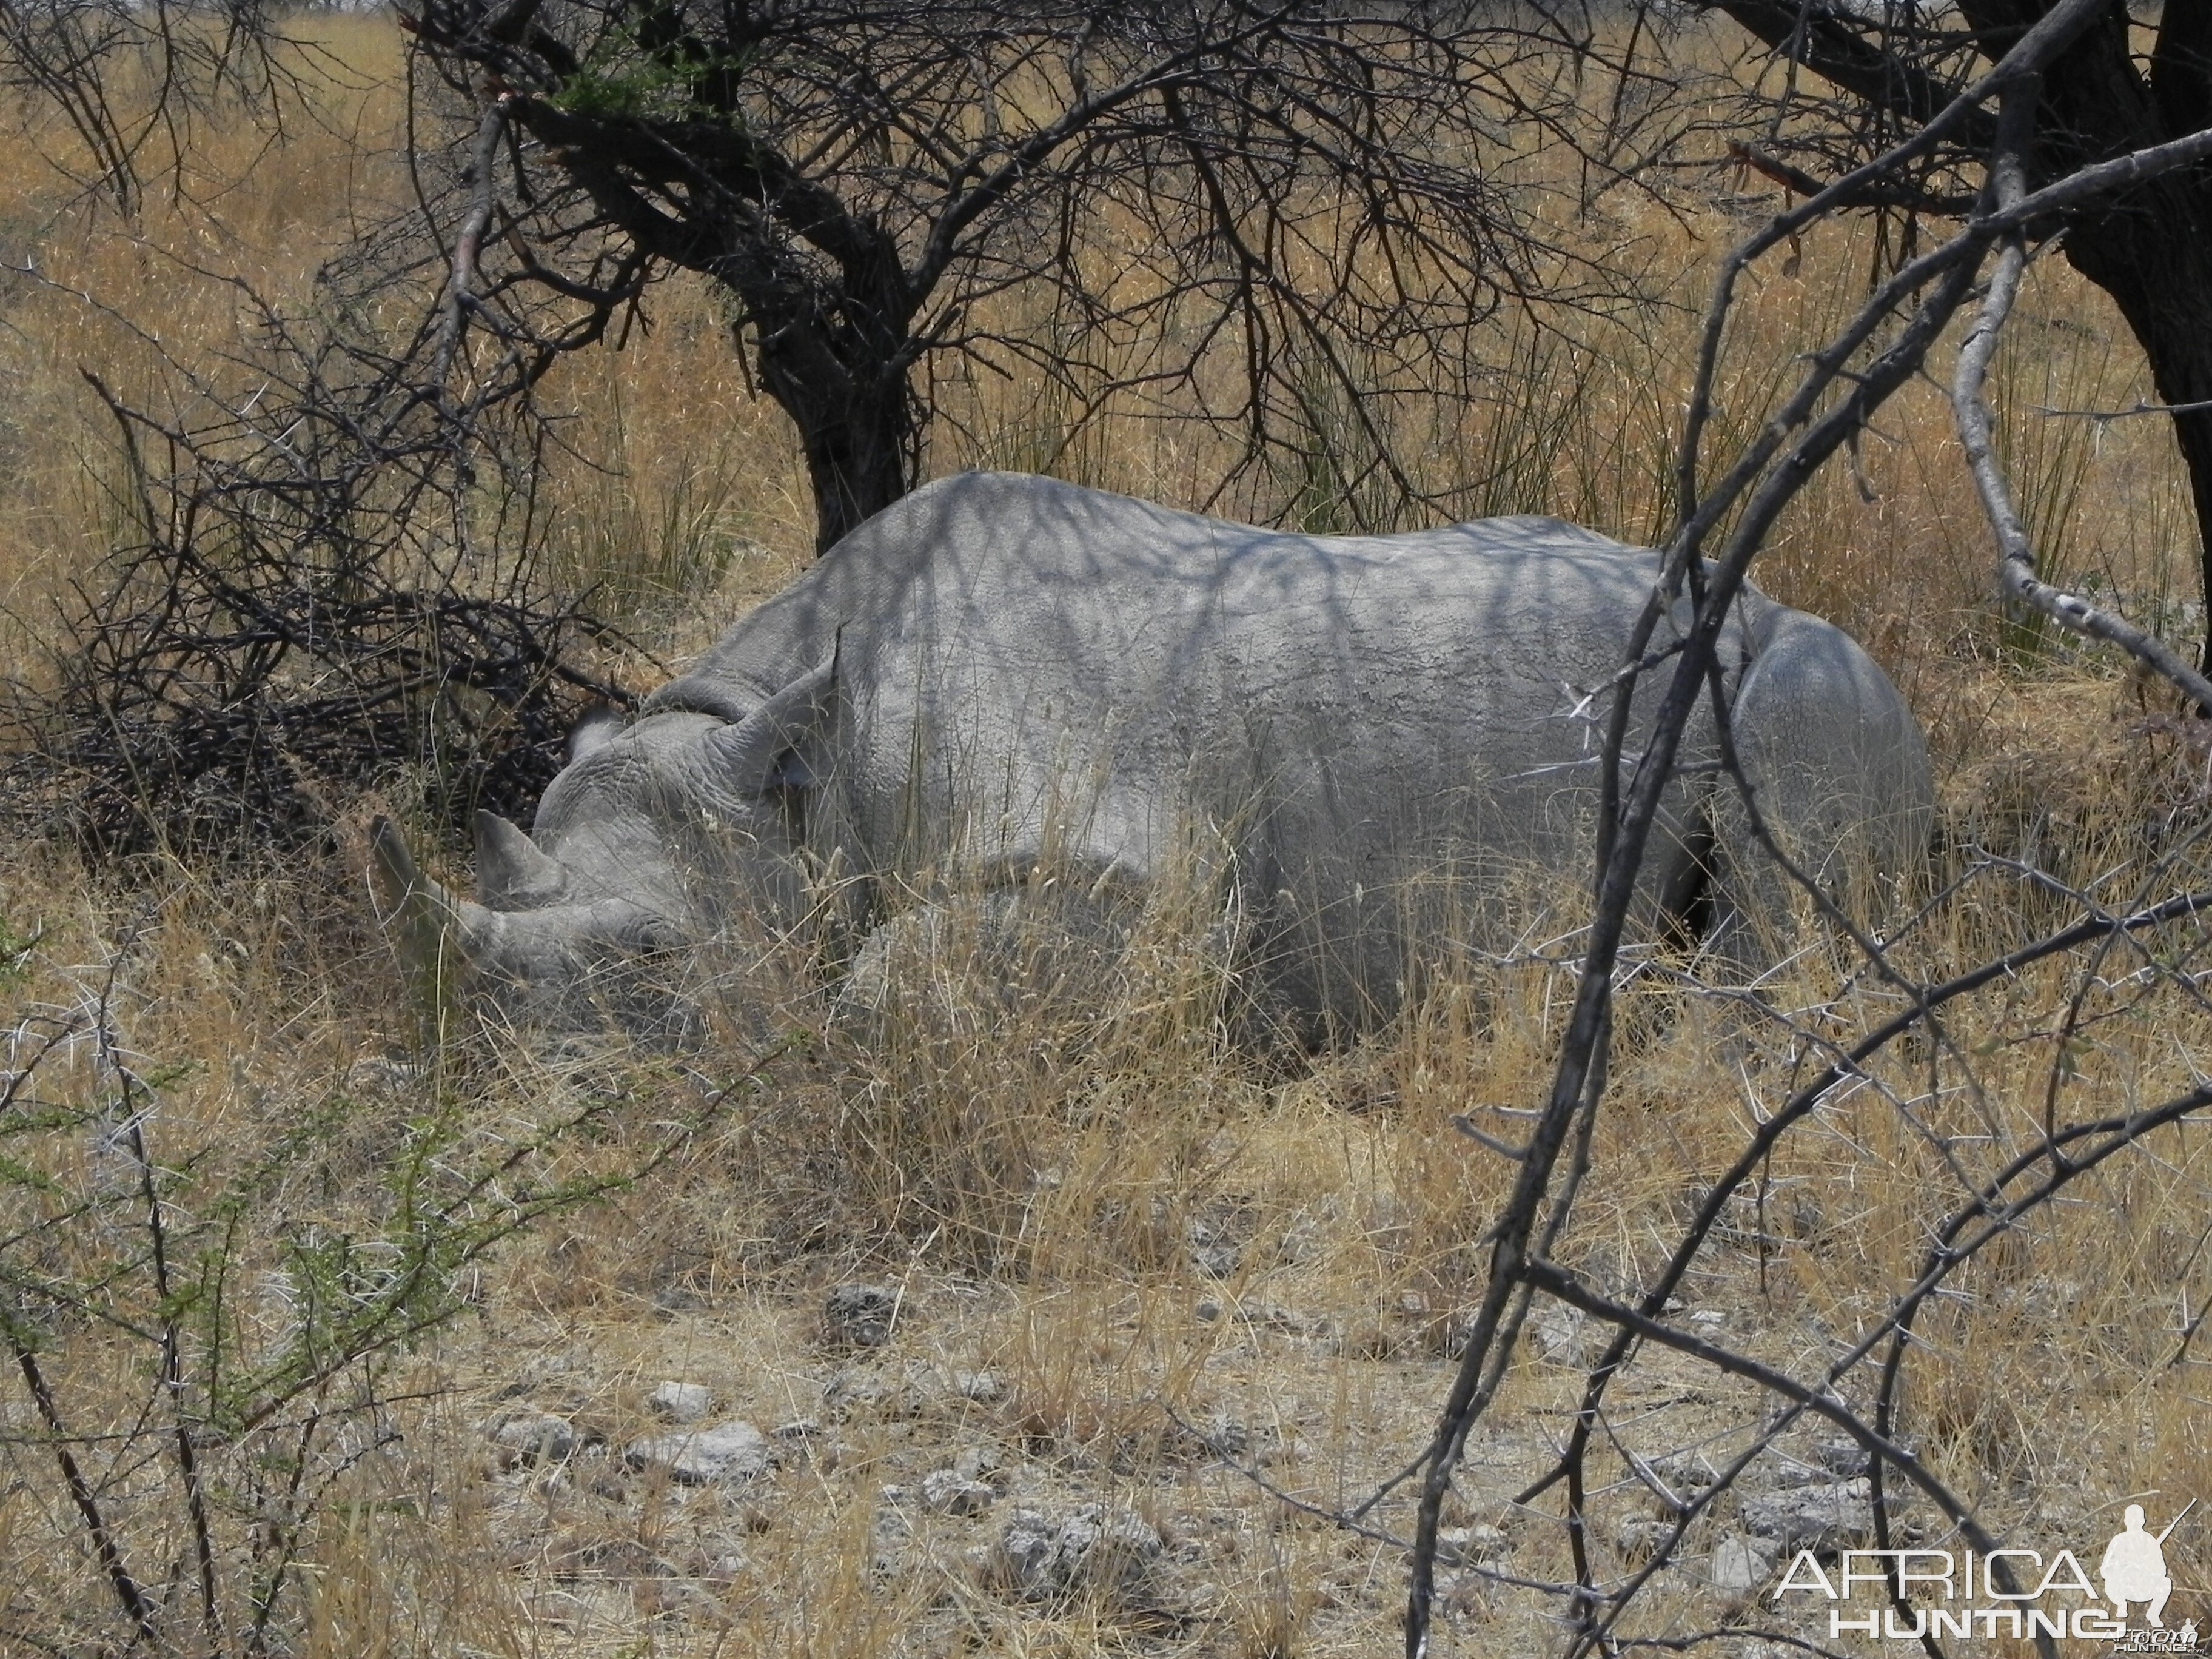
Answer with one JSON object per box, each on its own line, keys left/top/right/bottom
{"left": 372, "top": 471, "right": 1933, "bottom": 1042}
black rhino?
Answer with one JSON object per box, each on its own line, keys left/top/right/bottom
{"left": 373, "top": 471, "right": 1932, "bottom": 1040}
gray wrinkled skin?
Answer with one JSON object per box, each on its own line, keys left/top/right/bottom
{"left": 373, "top": 471, "right": 1933, "bottom": 1042}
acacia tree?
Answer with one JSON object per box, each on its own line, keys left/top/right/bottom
{"left": 1690, "top": 0, "right": 2212, "bottom": 666}
{"left": 4, "top": 2, "right": 1694, "bottom": 850}
{"left": 397, "top": 0, "right": 1663, "bottom": 552}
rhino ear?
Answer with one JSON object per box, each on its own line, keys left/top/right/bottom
{"left": 474, "top": 810, "right": 570, "bottom": 909}
{"left": 706, "top": 657, "right": 837, "bottom": 797}
{"left": 567, "top": 703, "right": 625, "bottom": 763}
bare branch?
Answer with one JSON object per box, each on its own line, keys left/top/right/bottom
{"left": 1949, "top": 83, "right": 2212, "bottom": 716}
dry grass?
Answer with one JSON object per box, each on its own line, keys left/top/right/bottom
{"left": 3, "top": 15, "right": 2212, "bottom": 1659}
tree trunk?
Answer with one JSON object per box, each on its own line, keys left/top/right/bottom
{"left": 2060, "top": 207, "right": 2212, "bottom": 671}
{"left": 755, "top": 341, "right": 919, "bottom": 555}
{"left": 1977, "top": 0, "right": 2212, "bottom": 669}
{"left": 725, "top": 233, "right": 921, "bottom": 555}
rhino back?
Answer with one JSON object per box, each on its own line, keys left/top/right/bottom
{"left": 652, "top": 471, "right": 1746, "bottom": 894}
{"left": 654, "top": 474, "right": 1736, "bottom": 864}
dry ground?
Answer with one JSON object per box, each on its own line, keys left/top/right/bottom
{"left": 4, "top": 16, "right": 2212, "bottom": 1659}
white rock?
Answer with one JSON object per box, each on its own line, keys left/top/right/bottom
{"left": 1740, "top": 1478, "right": 1873, "bottom": 1553}
{"left": 1437, "top": 1522, "right": 1509, "bottom": 1564}
{"left": 997, "top": 1508, "right": 1059, "bottom": 1594}
{"left": 824, "top": 1282, "right": 900, "bottom": 1348}
{"left": 823, "top": 1364, "right": 935, "bottom": 1419}
{"left": 991, "top": 1503, "right": 1161, "bottom": 1598}
{"left": 624, "top": 1419, "right": 772, "bottom": 1485}
{"left": 953, "top": 1443, "right": 1004, "bottom": 1484}
{"left": 1190, "top": 1242, "right": 1240, "bottom": 1277}
{"left": 648, "top": 1381, "right": 712, "bottom": 1423}
{"left": 1711, "top": 1533, "right": 1772, "bottom": 1593}
{"left": 489, "top": 1411, "right": 576, "bottom": 1468}
{"left": 920, "top": 1468, "right": 997, "bottom": 1516}
{"left": 1651, "top": 1449, "right": 1721, "bottom": 1496}
{"left": 1049, "top": 1503, "right": 1162, "bottom": 1592}
{"left": 1530, "top": 1304, "right": 1589, "bottom": 1363}
{"left": 1813, "top": 1436, "right": 1870, "bottom": 1477}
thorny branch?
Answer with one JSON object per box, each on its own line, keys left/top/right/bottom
{"left": 434, "top": 95, "right": 514, "bottom": 390}
{"left": 0, "top": 247, "right": 637, "bottom": 858}
{"left": 1694, "top": 0, "right": 2212, "bottom": 669}
{"left": 1373, "top": 7, "right": 2212, "bottom": 1656}
{"left": 1949, "top": 87, "right": 2212, "bottom": 716}
{"left": 0, "top": 913, "right": 771, "bottom": 1650}
{"left": 0, "top": 0, "right": 308, "bottom": 214}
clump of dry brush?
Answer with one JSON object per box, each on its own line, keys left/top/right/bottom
{"left": 0, "top": 36, "right": 647, "bottom": 866}
{"left": 1, "top": 287, "right": 634, "bottom": 861}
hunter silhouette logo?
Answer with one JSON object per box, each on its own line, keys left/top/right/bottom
{"left": 2103, "top": 1503, "right": 2189, "bottom": 1629}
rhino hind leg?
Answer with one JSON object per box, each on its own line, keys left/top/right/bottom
{"left": 1703, "top": 612, "right": 1934, "bottom": 986}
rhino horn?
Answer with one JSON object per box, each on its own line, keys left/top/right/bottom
{"left": 370, "top": 816, "right": 509, "bottom": 980}
{"left": 474, "top": 810, "right": 570, "bottom": 909}
{"left": 369, "top": 814, "right": 427, "bottom": 911}
{"left": 706, "top": 655, "right": 837, "bottom": 796}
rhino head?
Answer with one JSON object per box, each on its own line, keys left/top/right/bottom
{"left": 370, "top": 659, "right": 836, "bottom": 1031}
